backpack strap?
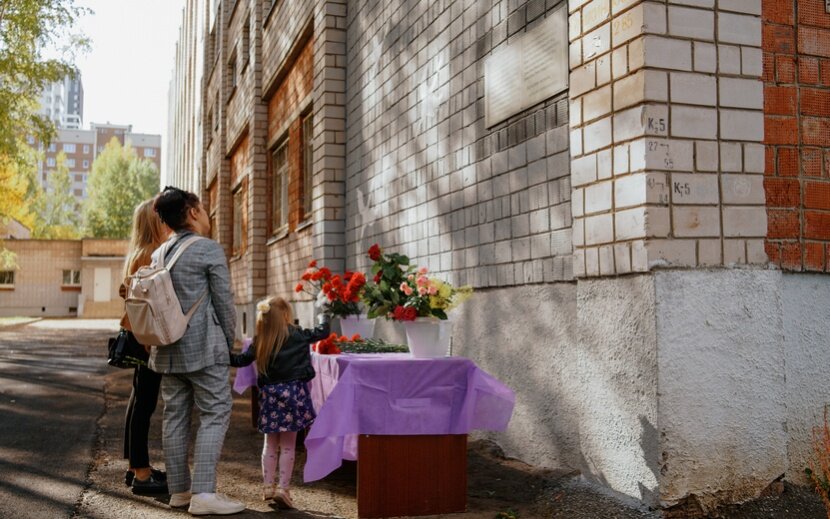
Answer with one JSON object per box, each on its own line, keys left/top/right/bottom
{"left": 184, "top": 289, "right": 209, "bottom": 321}
{"left": 165, "top": 235, "right": 204, "bottom": 270}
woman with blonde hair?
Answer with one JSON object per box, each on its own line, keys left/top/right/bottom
{"left": 119, "top": 198, "right": 170, "bottom": 494}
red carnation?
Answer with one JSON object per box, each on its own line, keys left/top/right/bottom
{"left": 308, "top": 259, "right": 318, "bottom": 268}
{"left": 373, "top": 272, "right": 382, "bottom": 283}
{"left": 319, "top": 267, "right": 332, "bottom": 279}
{"left": 368, "top": 244, "right": 382, "bottom": 261}
{"left": 351, "top": 334, "right": 361, "bottom": 341}
{"left": 295, "top": 283, "right": 304, "bottom": 293}
{"left": 301, "top": 272, "right": 312, "bottom": 281}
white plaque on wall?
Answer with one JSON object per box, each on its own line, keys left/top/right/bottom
{"left": 485, "top": 6, "right": 569, "bottom": 128}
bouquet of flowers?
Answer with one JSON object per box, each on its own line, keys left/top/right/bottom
{"left": 295, "top": 260, "right": 367, "bottom": 318}
{"left": 361, "top": 244, "right": 472, "bottom": 321}
{"left": 311, "top": 333, "right": 409, "bottom": 354}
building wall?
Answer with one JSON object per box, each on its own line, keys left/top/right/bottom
{"left": 167, "top": 0, "right": 205, "bottom": 193}
{"left": 345, "top": 0, "right": 573, "bottom": 285}
{"left": 0, "top": 240, "right": 127, "bottom": 318}
{"left": 763, "top": 0, "right": 830, "bottom": 271}
{"left": 0, "top": 240, "right": 82, "bottom": 317}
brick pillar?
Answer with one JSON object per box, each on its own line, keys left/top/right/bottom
{"left": 570, "top": 0, "right": 768, "bottom": 276}
{"left": 247, "top": 0, "right": 268, "bottom": 315}
{"left": 310, "top": 1, "right": 348, "bottom": 273}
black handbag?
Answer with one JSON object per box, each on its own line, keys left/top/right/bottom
{"left": 107, "top": 330, "right": 149, "bottom": 369}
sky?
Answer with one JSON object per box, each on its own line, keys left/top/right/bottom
{"left": 73, "top": 0, "right": 186, "bottom": 155}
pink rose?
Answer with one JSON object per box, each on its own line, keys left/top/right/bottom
{"left": 400, "top": 282, "right": 414, "bottom": 296}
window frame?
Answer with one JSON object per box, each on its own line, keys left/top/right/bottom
{"left": 301, "top": 111, "right": 314, "bottom": 221}
{"left": 62, "top": 269, "right": 81, "bottom": 287}
{"left": 270, "top": 139, "right": 289, "bottom": 235}
{"left": 0, "top": 270, "right": 15, "bottom": 288}
{"left": 232, "top": 184, "right": 245, "bottom": 257}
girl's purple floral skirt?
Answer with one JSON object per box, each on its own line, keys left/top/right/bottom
{"left": 257, "top": 380, "right": 316, "bottom": 434}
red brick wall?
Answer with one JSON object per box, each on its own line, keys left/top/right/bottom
{"left": 763, "top": 0, "right": 830, "bottom": 271}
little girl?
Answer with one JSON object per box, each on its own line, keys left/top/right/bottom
{"left": 230, "top": 296, "right": 329, "bottom": 509}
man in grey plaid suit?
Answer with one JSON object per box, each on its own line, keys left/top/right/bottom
{"left": 149, "top": 187, "right": 244, "bottom": 515}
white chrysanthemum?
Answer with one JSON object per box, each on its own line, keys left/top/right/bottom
{"left": 256, "top": 301, "right": 271, "bottom": 314}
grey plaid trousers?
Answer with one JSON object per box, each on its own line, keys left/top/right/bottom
{"left": 160, "top": 363, "right": 232, "bottom": 494}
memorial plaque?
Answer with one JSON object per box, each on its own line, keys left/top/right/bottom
{"left": 485, "top": 6, "right": 569, "bottom": 128}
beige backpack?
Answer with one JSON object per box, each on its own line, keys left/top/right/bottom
{"left": 125, "top": 236, "right": 207, "bottom": 347}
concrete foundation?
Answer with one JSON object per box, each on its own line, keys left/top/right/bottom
{"left": 443, "top": 270, "right": 830, "bottom": 513}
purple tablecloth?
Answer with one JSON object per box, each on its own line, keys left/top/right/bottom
{"left": 303, "top": 353, "right": 515, "bottom": 482}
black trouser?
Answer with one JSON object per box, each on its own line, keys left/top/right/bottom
{"left": 123, "top": 363, "right": 162, "bottom": 469}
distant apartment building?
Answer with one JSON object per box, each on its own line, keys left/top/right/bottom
{"left": 38, "top": 73, "right": 84, "bottom": 130}
{"left": 166, "top": 0, "right": 207, "bottom": 193}
{"left": 31, "top": 123, "right": 162, "bottom": 200}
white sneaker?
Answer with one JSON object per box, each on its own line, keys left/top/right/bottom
{"left": 169, "top": 492, "right": 191, "bottom": 508}
{"left": 188, "top": 493, "right": 245, "bottom": 516}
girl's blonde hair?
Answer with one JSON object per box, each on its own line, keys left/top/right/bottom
{"left": 254, "top": 296, "right": 294, "bottom": 375}
{"left": 123, "top": 199, "right": 168, "bottom": 279}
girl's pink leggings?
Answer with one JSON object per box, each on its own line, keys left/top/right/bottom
{"left": 261, "top": 432, "right": 297, "bottom": 489}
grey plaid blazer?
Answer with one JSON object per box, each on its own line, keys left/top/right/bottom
{"left": 148, "top": 231, "right": 236, "bottom": 374}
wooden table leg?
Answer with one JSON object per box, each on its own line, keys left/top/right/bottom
{"left": 357, "top": 434, "right": 467, "bottom": 518}
{"left": 250, "top": 387, "right": 259, "bottom": 429}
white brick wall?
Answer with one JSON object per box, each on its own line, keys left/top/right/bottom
{"left": 344, "top": 0, "right": 574, "bottom": 288}
{"left": 569, "top": 0, "right": 767, "bottom": 277}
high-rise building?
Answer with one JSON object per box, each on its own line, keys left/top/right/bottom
{"left": 33, "top": 123, "right": 161, "bottom": 200}
{"left": 38, "top": 73, "right": 84, "bottom": 129}
{"left": 165, "top": 0, "right": 207, "bottom": 193}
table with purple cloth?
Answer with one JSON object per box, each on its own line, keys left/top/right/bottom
{"left": 303, "top": 352, "right": 515, "bottom": 482}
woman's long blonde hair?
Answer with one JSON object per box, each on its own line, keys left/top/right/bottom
{"left": 123, "top": 199, "right": 168, "bottom": 279}
{"left": 254, "top": 296, "right": 293, "bottom": 375}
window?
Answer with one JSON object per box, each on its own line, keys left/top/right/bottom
{"left": 63, "top": 143, "right": 76, "bottom": 153}
{"left": 144, "top": 148, "right": 156, "bottom": 157}
{"left": 242, "top": 13, "right": 251, "bottom": 67}
{"left": 271, "top": 141, "right": 288, "bottom": 231}
{"left": 232, "top": 187, "right": 244, "bottom": 256}
{"left": 46, "top": 157, "right": 56, "bottom": 167}
{"left": 83, "top": 145, "right": 90, "bottom": 153}
{"left": 26, "top": 135, "right": 35, "bottom": 145}
{"left": 213, "top": 98, "right": 219, "bottom": 130}
{"left": 0, "top": 271, "right": 14, "bottom": 287}
{"left": 62, "top": 270, "right": 81, "bottom": 286}
{"left": 48, "top": 143, "right": 56, "bottom": 152}
{"left": 74, "top": 173, "right": 82, "bottom": 182}
{"left": 229, "top": 51, "right": 238, "bottom": 89}
{"left": 301, "top": 112, "right": 313, "bottom": 219}
{"left": 82, "top": 160, "right": 89, "bottom": 168}
{"left": 66, "top": 158, "right": 75, "bottom": 168}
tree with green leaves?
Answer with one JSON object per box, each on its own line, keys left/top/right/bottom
{"left": 31, "top": 152, "right": 80, "bottom": 239}
{"left": 0, "top": 0, "right": 89, "bottom": 266}
{"left": 83, "top": 138, "right": 160, "bottom": 239}
{"left": 0, "top": 0, "right": 90, "bottom": 161}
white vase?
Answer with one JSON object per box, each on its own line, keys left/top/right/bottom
{"left": 403, "top": 318, "right": 452, "bottom": 358}
{"left": 339, "top": 314, "right": 375, "bottom": 339}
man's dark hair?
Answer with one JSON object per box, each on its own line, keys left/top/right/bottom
{"left": 154, "top": 186, "right": 201, "bottom": 231}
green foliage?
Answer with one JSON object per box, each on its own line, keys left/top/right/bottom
{"left": 495, "top": 510, "right": 518, "bottom": 519}
{"left": 0, "top": 0, "right": 90, "bottom": 160}
{"left": 337, "top": 338, "right": 409, "bottom": 354}
{"left": 31, "top": 151, "right": 80, "bottom": 238}
{"left": 362, "top": 251, "right": 414, "bottom": 319}
{"left": 83, "top": 138, "right": 160, "bottom": 239}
